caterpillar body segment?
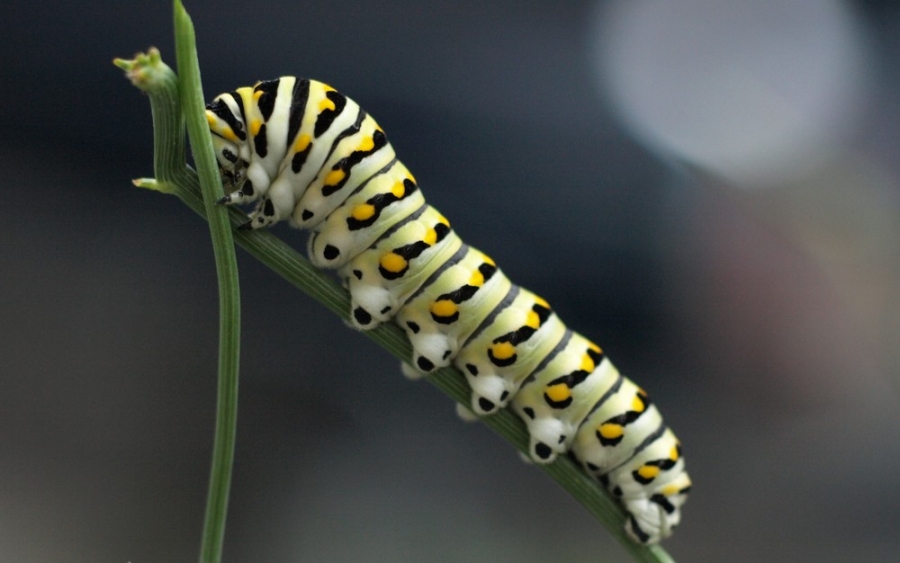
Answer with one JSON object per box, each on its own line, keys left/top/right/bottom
{"left": 339, "top": 205, "right": 460, "bottom": 330}
{"left": 307, "top": 160, "right": 423, "bottom": 269}
{"left": 206, "top": 76, "right": 690, "bottom": 545}
{"left": 291, "top": 112, "right": 395, "bottom": 230}
{"left": 454, "top": 287, "right": 567, "bottom": 415}
{"left": 396, "top": 247, "right": 512, "bottom": 373}
{"left": 590, "top": 428, "right": 690, "bottom": 544}
{"left": 511, "top": 332, "right": 616, "bottom": 464}
{"left": 573, "top": 377, "right": 665, "bottom": 469}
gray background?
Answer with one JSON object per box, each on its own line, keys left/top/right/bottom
{"left": 2, "top": 0, "right": 900, "bottom": 561}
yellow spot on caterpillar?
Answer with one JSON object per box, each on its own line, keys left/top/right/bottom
{"left": 207, "top": 113, "right": 239, "bottom": 143}
{"left": 405, "top": 171, "right": 417, "bottom": 183}
{"left": 491, "top": 342, "right": 515, "bottom": 360}
{"left": 294, "top": 134, "right": 311, "bottom": 153}
{"left": 423, "top": 227, "right": 437, "bottom": 246}
{"left": 637, "top": 465, "right": 660, "bottom": 481}
{"left": 319, "top": 97, "right": 336, "bottom": 112}
{"left": 468, "top": 268, "right": 484, "bottom": 287}
{"left": 588, "top": 341, "right": 602, "bottom": 353}
{"left": 670, "top": 446, "right": 679, "bottom": 461}
{"left": 236, "top": 86, "right": 254, "bottom": 101}
{"left": 525, "top": 309, "right": 540, "bottom": 329}
{"left": 481, "top": 254, "right": 496, "bottom": 267}
{"left": 431, "top": 299, "right": 458, "bottom": 318}
{"left": 435, "top": 212, "right": 450, "bottom": 227}
{"left": 661, "top": 484, "right": 681, "bottom": 496}
{"left": 380, "top": 252, "right": 407, "bottom": 274}
{"left": 631, "top": 394, "right": 646, "bottom": 413}
{"left": 599, "top": 423, "right": 624, "bottom": 440}
{"left": 391, "top": 181, "right": 406, "bottom": 198}
{"left": 534, "top": 295, "right": 550, "bottom": 309}
{"left": 358, "top": 136, "right": 375, "bottom": 152}
{"left": 352, "top": 204, "right": 376, "bottom": 221}
{"left": 250, "top": 119, "right": 262, "bottom": 136}
{"left": 325, "top": 169, "right": 346, "bottom": 187}
{"left": 580, "top": 353, "right": 596, "bottom": 373}
{"left": 253, "top": 89, "right": 263, "bottom": 101}
{"left": 545, "top": 383, "right": 571, "bottom": 403}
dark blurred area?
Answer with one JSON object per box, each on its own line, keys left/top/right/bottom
{"left": 2, "top": 0, "right": 899, "bottom": 561}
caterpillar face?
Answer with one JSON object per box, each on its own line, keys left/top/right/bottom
{"left": 206, "top": 76, "right": 690, "bottom": 545}
{"left": 206, "top": 94, "right": 250, "bottom": 194}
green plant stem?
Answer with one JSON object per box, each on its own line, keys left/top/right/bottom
{"left": 172, "top": 3, "right": 242, "bottom": 563}
{"left": 116, "top": 10, "right": 678, "bottom": 563}
{"left": 116, "top": 3, "right": 245, "bottom": 563}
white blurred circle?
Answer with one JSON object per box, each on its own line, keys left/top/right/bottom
{"left": 592, "top": 0, "right": 870, "bottom": 187}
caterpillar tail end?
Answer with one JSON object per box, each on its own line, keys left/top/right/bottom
{"left": 625, "top": 507, "right": 677, "bottom": 546}
{"left": 622, "top": 474, "right": 691, "bottom": 545}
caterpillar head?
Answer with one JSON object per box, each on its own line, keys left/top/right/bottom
{"left": 210, "top": 135, "right": 248, "bottom": 193}
{"left": 206, "top": 95, "right": 251, "bottom": 196}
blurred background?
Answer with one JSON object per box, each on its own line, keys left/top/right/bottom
{"left": 2, "top": 0, "right": 899, "bottom": 561}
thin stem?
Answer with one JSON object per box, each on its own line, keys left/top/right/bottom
{"left": 174, "top": 2, "right": 242, "bottom": 563}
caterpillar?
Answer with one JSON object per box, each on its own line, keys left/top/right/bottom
{"left": 205, "top": 76, "right": 691, "bottom": 544}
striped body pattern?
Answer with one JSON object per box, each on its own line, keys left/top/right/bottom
{"left": 206, "top": 76, "right": 691, "bottom": 544}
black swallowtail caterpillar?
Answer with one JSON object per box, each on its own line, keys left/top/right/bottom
{"left": 205, "top": 76, "right": 691, "bottom": 544}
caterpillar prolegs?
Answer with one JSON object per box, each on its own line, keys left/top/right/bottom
{"left": 205, "top": 76, "right": 691, "bottom": 544}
